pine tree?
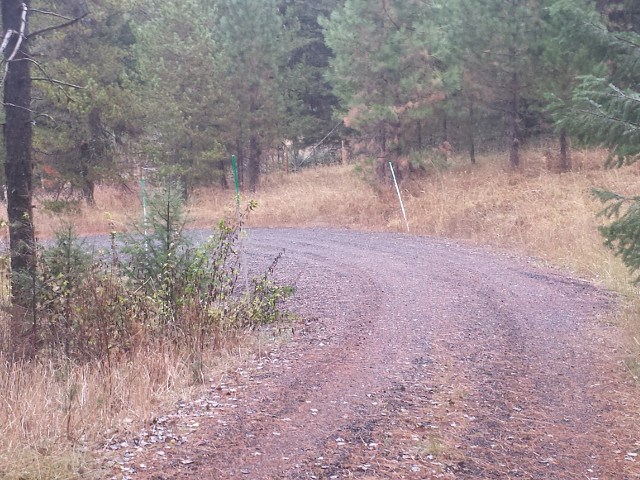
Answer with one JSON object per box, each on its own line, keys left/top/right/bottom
{"left": 278, "top": 0, "right": 343, "bottom": 150}
{"left": 19, "top": 0, "right": 145, "bottom": 205}
{"left": 552, "top": 0, "right": 640, "bottom": 281}
{"left": 322, "top": 0, "right": 442, "bottom": 175}
{"left": 444, "top": 0, "right": 546, "bottom": 168}
{"left": 134, "top": 0, "right": 227, "bottom": 194}
{"left": 215, "top": 0, "right": 302, "bottom": 191}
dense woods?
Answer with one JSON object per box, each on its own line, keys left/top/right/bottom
{"left": 3, "top": 0, "right": 638, "bottom": 192}
{"left": 4, "top": 4, "right": 640, "bottom": 476}
{"left": 2, "top": 0, "right": 640, "bottom": 293}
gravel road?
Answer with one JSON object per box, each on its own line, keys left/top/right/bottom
{"left": 128, "top": 227, "right": 640, "bottom": 480}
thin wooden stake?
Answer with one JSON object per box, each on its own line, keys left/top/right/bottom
{"left": 389, "top": 162, "right": 410, "bottom": 233}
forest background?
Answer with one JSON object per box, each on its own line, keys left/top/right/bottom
{"left": 2, "top": 0, "right": 640, "bottom": 478}
{"left": 3, "top": 0, "right": 638, "bottom": 204}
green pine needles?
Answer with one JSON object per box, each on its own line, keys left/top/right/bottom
{"left": 593, "top": 189, "right": 640, "bottom": 283}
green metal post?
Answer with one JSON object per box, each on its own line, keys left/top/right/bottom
{"left": 232, "top": 155, "right": 240, "bottom": 208}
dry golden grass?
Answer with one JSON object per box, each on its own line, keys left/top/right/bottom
{"left": 0, "top": 333, "right": 275, "bottom": 479}
{"left": 30, "top": 146, "right": 640, "bottom": 291}
{"left": 4, "top": 145, "right": 640, "bottom": 478}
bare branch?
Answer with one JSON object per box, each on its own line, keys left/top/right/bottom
{"left": 1, "top": 3, "right": 28, "bottom": 87}
{"left": 27, "top": 11, "right": 89, "bottom": 40}
{"left": 31, "top": 77, "right": 85, "bottom": 89}
{"left": 2, "top": 103, "right": 54, "bottom": 123}
{"left": 7, "top": 3, "right": 27, "bottom": 62}
{"left": 2, "top": 102, "right": 37, "bottom": 114}
{"left": 26, "top": 57, "right": 76, "bottom": 102}
{"left": 0, "top": 29, "right": 17, "bottom": 55}
{"left": 28, "top": 8, "right": 74, "bottom": 21}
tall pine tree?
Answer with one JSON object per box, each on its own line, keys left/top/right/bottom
{"left": 552, "top": 0, "right": 640, "bottom": 281}
{"left": 322, "top": 0, "right": 442, "bottom": 177}
{"left": 215, "top": 0, "right": 301, "bottom": 191}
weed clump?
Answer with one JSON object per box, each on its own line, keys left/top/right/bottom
{"left": 5, "top": 182, "right": 293, "bottom": 364}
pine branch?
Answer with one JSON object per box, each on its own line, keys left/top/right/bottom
{"left": 572, "top": 107, "right": 640, "bottom": 134}
{"left": 0, "top": 29, "right": 17, "bottom": 55}
{"left": 27, "top": 58, "right": 79, "bottom": 102}
{"left": 28, "top": 8, "right": 74, "bottom": 21}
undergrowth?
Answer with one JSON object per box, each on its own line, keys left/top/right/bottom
{"left": 0, "top": 183, "right": 293, "bottom": 479}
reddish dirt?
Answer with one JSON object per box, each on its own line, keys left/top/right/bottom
{"left": 121, "top": 228, "right": 640, "bottom": 479}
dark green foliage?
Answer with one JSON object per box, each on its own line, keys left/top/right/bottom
{"left": 32, "top": 0, "right": 143, "bottom": 204}
{"left": 550, "top": 0, "right": 640, "bottom": 166}
{"left": 557, "top": 76, "right": 640, "bottom": 166}
{"left": 9, "top": 189, "right": 294, "bottom": 362}
{"left": 134, "top": 0, "right": 228, "bottom": 194}
{"left": 322, "top": 0, "right": 441, "bottom": 160}
{"left": 549, "top": 1, "right": 640, "bottom": 284}
{"left": 34, "top": 225, "right": 139, "bottom": 360}
{"left": 593, "top": 189, "right": 640, "bottom": 282}
{"left": 119, "top": 182, "right": 193, "bottom": 318}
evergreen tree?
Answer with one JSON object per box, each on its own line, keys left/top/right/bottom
{"left": 278, "top": 0, "right": 343, "bottom": 149}
{"left": 322, "top": 0, "right": 442, "bottom": 175}
{"left": 215, "top": 0, "right": 302, "bottom": 191}
{"left": 444, "top": 0, "right": 546, "bottom": 168}
{"left": 30, "top": 0, "right": 143, "bottom": 205}
{"left": 553, "top": 0, "right": 640, "bottom": 165}
{"left": 134, "top": 0, "right": 227, "bottom": 194}
{"left": 551, "top": 0, "right": 640, "bottom": 281}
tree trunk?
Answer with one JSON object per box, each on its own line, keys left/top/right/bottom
{"left": 559, "top": 128, "right": 570, "bottom": 172}
{"left": 248, "top": 135, "right": 260, "bottom": 192}
{"left": 442, "top": 114, "right": 448, "bottom": 144}
{"left": 219, "top": 158, "right": 228, "bottom": 188}
{"left": 2, "top": 0, "right": 36, "bottom": 308}
{"left": 79, "top": 142, "right": 95, "bottom": 206}
{"left": 379, "top": 122, "right": 387, "bottom": 158}
{"left": 507, "top": 47, "right": 520, "bottom": 168}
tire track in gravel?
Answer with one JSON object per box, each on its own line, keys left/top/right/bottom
{"left": 129, "top": 228, "right": 639, "bottom": 480}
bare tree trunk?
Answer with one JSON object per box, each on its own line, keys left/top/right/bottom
{"left": 2, "top": 0, "right": 36, "bottom": 309}
{"left": 559, "top": 128, "right": 570, "bottom": 172}
{"left": 442, "top": 114, "right": 448, "bottom": 144}
{"left": 219, "top": 158, "right": 228, "bottom": 188}
{"left": 248, "top": 135, "right": 260, "bottom": 192}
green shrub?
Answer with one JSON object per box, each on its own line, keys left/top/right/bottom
{"left": 9, "top": 183, "right": 294, "bottom": 364}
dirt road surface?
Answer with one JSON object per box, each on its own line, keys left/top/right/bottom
{"left": 123, "top": 228, "right": 640, "bottom": 479}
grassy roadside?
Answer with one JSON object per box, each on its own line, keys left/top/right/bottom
{"left": 36, "top": 145, "right": 640, "bottom": 359}
{"left": 2, "top": 146, "right": 639, "bottom": 479}
{"left": 31, "top": 145, "right": 640, "bottom": 353}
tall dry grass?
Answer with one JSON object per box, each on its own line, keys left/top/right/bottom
{"left": 28, "top": 146, "right": 640, "bottom": 293}
{"left": 0, "top": 333, "right": 267, "bottom": 479}
{"left": 3, "top": 145, "right": 640, "bottom": 478}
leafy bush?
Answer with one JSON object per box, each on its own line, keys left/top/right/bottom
{"left": 8, "top": 184, "right": 294, "bottom": 363}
